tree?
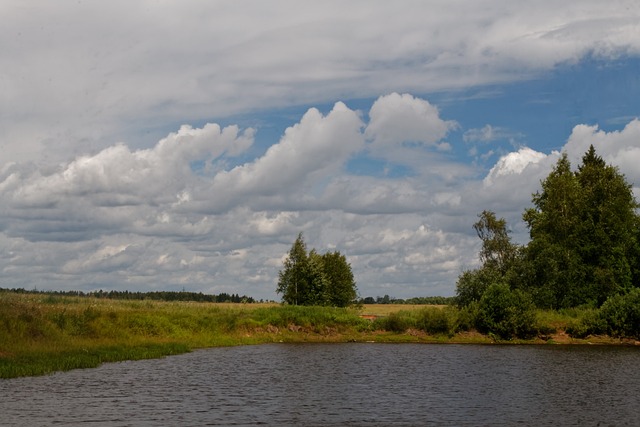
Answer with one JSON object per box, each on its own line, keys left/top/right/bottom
{"left": 306, "top": 249, "right": 330, "bottom": 306}
{"left": 321, "top": 251, "right": 358, "bottom": 307}
{"left": 523, "top": 146, "right": 640, "bottom": 307}
{"left": 276, "top": 233, "right": 309, "bottom": 305}
{"left": 473, "top": 210, "right": 518, "bottom": 276}
{"left": 475, "top": 283, "right": 537, "bottom": 340}
{"left": 276, "top": 233, "right": 358, "bottom": 306}
{"left": 575, "top": 145, "right": 637, "bottom": 303}
{"left": 522, "top": 153, "right": 585, "bottom": 307}
{"left": 455, "top": 211, "right": 519, "bottom": 307}
{"left": 455, "top": 267, "right": 502, "bottom": 308}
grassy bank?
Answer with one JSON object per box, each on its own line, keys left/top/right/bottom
{"left": 0, "top": 293, "right": 632, "bottom": 379}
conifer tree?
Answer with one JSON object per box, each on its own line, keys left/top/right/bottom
{"left": 523, "top": 146, "right": 640, "bottom": 307}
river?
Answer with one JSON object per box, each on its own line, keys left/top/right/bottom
{"left": 1, "top": 343, "right": 639, "bottom": 426}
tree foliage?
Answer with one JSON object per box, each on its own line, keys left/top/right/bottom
{"left": 458, "top": 145, "right": 640, "bottom": 311}
{"left": 474, "top": 210, "right": 519, "bottom": 275}
{"left": 276, "top": 233, "right": 358, "bottom": 307}
{"left": 569, "top": 288, "right": 640, "bottom": 339}
{"left": 456, "top": 211, "right": 519, "bottom": 307}
{"left": 276, "top": 233, "right": 310, "bottom": 306}
{"left": 321, "top": 250, "right": 358, "bottom": 307}
{"left": 475, "top": 283, "right": 537, "bottom": 340}
{"left": 523, "top": 146, "right": 640, "bottom": 308}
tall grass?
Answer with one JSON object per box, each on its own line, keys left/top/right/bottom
{"left": 0, "top": 292, "right": 622, "bottom": 379}
{"left": 0, "top": 293, "right": 374, "bottom": 378}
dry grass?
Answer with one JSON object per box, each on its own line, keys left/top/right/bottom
{"left": 358, "top": 304, "right": 445, "bottom": 316}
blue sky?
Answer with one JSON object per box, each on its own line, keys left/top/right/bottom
{"left": 1, "top": 1, "right": 640, "bottom": 299}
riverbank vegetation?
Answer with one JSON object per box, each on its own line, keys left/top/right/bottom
{"left": 454, "top": 146, "right": 640, "bottom": 341}
{"left": 2, "top": 146, "right": 640, "bottom": 379}
{"left": 2, "top": 291, "right": 638, "bottom": 379}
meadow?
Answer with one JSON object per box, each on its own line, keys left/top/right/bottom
{"left": 0, "top": 292, "right": 622, "bottom": 379}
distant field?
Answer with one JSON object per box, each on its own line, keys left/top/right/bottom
{"left": 359, "top": 304, "right": 445, "bottom": 316}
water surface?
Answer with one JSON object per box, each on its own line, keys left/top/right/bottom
{"left": 2, "top": 343, "right": 639, "bottom": 426}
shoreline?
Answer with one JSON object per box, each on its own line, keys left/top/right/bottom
{"left": 2, "top": 295, "right": 639, "bottom": 379}
{"left": 2, "top": 329, "right": 638, "bottom": 380}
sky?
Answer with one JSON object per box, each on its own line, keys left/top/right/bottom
{"left": 1, "top": 1, "right": 640, "bottom": 300}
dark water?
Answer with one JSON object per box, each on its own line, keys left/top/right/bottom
{"left": 1, "top": 344, "right": 639, "bottom": 426}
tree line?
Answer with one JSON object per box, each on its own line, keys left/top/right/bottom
{"left": 0, "top": 287, "right": 257, "bottom": 303}
{"left": 359, "top": 295, "right": 455, "bottom": 305}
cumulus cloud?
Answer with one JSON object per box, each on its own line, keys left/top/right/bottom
{"left": 366, "top": 93, "right": 457, "bottom": 147}
{"left": 483, "top": 147, "right": 548, "bottom": 186}
{"left": 0, "top": 123, "right": 254, "bottom": 241}
{"left": 1, "top": 92, "right": 640, "bottom": 299}
{"left": 205, "top": 102, "right": 364, "bottom": 209}
{"left": 0, "top": 93, "right": 474, "bottom": 297}
{"left": 564, "top": 119, "right": 640, "bottom": 178}
{"left": 2, "top": 1, "right": 640, "bottom": 300}
{"left": 362, "top": 93, "right": 458, "bottom": 177}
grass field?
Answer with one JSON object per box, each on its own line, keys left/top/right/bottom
{"left": 359, "top": 304, "right": 445, "bottom": 316}
{"left": 0, "top": 292, "right": 624, "bottom": 379}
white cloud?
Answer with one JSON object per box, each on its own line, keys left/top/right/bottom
{"left": 483, "top": 147, "right": 548, "bottom": 186}
{"left": 0, "top": 93, "right": 477, "bottom": 298}
{"left": 463, "top": 124, "right": 522, "bottom": 144}
{"left": 2, "top": 8, "right": 640, "bottom": 302}
{"left": 207, "top": 102, "right": 364, "bottom": 207}
{"left": 565, "top": 119, "right": 640, "bottom": 178}
{"left": 3, "top": 87, "right": 639, "bottom": 299}
{"left": 2, "top": 2, "right": 639, "bottom": 164}
{"left": 1, "top": 0, "right": 639, "bottom": 300}
{"left": 366, "top": 93, "right": 457, "bottom": 147}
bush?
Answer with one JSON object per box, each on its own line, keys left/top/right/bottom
{"left": 476, "top": 284, "right": 537, "bottom": 340}
{"left": 416, "top": 307, "right": 456, "bottom": 336}
{"left": 455, "top": 302, "right": 479, "bottom": 332}
{"left": 374, "top": 311, "right": 416, "bottom": 332}
{"left": 596, "top": 288, "right": 640, "bottom": 339}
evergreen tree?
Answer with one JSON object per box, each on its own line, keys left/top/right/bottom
{"left": 523, "top": 153, "right": 585, "bottom": 307}
{"left": 575, "top": 146, "right": 637, "bottom": 303}
{"left": 523, "top": 146, "right": 640, "bottom": 307}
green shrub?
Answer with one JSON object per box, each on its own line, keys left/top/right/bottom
{"left": 596, "top": 288, "right": 640, "bottom": 339}
{"left": 416, "top": 307, "right": 456, "bottom": 336}
{"left": 476, "top": 284, "right": 537, "bottom": 340}
{"left": 567, "top": 290, "right": 640, "bottom": 339}
{"left": 374, "top": 311, "right": 415, "bottom": 332}
{"left": 455, "top": 302, "right": 479, "bottom": 332}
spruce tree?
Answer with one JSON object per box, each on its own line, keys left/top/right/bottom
{"left": 523, "top": 146, "right": 640, "bottom": 307}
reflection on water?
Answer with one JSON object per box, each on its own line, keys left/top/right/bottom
{"left": 1, "top": 344, "right": 639, "bottom": 426}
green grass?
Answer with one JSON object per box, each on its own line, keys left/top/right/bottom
{"left": 0, "top": 293, "right": 628, "bottom": 378}
{"left": 0, "top": 293, "right": 375, "bottom": 378}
